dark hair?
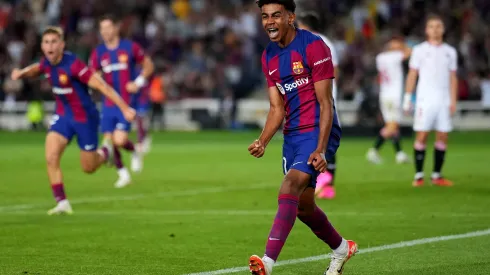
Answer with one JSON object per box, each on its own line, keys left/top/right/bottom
{"left": 426, "top": 13, "right": 444, "bottom": 25}
{"left": 98, "top": 14, "right": 119, "bottom": 24}
{"left": 256, "top": 0, "right": 296, "bottom": 13}
{"left": 297, "top": 12, "right": 322, "bottom": 32}
{"left": 42, "top": 26, "right": 64, "bottom": 40}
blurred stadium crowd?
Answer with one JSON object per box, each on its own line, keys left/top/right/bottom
{"left": 0, "top": 0, "right": 489, "bottom": 108}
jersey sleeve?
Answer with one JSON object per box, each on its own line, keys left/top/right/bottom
{"left": 261, "top": 51, "right": 275, "bottom": 88}
{"left": 408, "top": 46, "right": 421, "bottom": 70}
{"left": 38, "top": 57, "right": 46, "bottom": 73}
{"left": 89, "top": 49, "right": 100, "bottom": 71}
{"left": 449, "top": 48, "right": 458, "bottom": 72}
{"left": 71, "top": 58, "right": 95, "bottom": 84}
{"left": 306, "top": 39, "right": 335, "bottom": 82}
{"left": 132, "top": 42, "right": 145, "bottom": 64}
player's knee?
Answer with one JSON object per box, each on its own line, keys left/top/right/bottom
{"left": 45, "top": 153, "right": 60, "bottom": 168}
{"left": 81, "top": 162, "right": 96, "bottom": 174}
{"left": 113, "top": 136, "right": 127, "bottom": 147}
{"left": 280, "top": 177, "right": 304, "bottom": 196}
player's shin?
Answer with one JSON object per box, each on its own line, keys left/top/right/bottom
{"left": 414, "top": 141, "right": 426, "bottom": 179}
{"left": 433, "top": 141, "right": 446, "bottom": 178}
{"left": 264, "top": 194, "right": 299, "bottom": 261}
{"left": 297, "top": 205, "right": 343, "bottom": 250}
{"left": 136, "top": 116, "right": 147, "bottom": 144}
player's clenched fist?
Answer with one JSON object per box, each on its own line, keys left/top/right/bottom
{"left": 122, "top": 107, "right": 136, "bottom": 122}
{"left": 307, "top": 150, "right": 327, "bottom": 173}
{"left": 11, "top": 68, "right": 23, "bottom": 80}
{"left": 126, "top": 82, "right": 139, "bottom": 93}
{"left": 248, "top": 139, "right": 265, "bottom": 158}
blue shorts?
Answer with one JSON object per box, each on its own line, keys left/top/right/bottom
{"left": 101, "top": 107, "right": 132, "bottom": 133}
{"left": 131, "top": 91, "right": 150, "bottom": 116}
{"left": 49, "top": 113, "right": 100, "bottom": 151}
{"left": 282, "top": 131, "right": 341, "bottom": 188}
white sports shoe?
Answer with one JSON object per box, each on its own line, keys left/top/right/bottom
{"left": 131, "top": 151, "right": 143, "bottom": 173}
{"left": 141, "top": 136, "right": 152, "bottom": 154}
{"left": 325, "top": 240, "right": 358, "bottom": 275}
{"left": 395, "top": 151, "right": 410, "bottom": 164}
{"left": 249, "top": 255, "right": 274, "bottom": 275}
{"left": 366, "top": 148, "right": 382, "bottom": 164}
{"left": 115, "top": 168, "right": 132, "bottom": 188}
{"left": 47, "top": 199, "right": 73, "bottom": 216}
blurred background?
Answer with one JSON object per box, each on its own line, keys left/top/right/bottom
{"left": 0, "top": 0, "right": 489, "bottom": 132}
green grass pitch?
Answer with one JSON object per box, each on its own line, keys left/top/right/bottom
{"left": 0, "top": 131, "right": 489, "bottom": 275}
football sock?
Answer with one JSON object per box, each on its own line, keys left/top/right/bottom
{"left": 373, "top": 134, "right": 385, "bottom": 150}
{"left": 51, "top": 183, "right": 66, "bottom": 202}
{"left": 297, "top": 206, "right": 343, "bottom": 250}
{"left": 264, "top": 194, "right": 298, "bottom": 261}
{"left": 392, "top": 134, "right": 402, "bottom": 153}
{"left": 97, "top": 146, "right": 109, "bottom": 161}
{"left": 414, "top": 142, "right": 426, "bottom": 179}
{"left": 433, "top": 141, "right": 446, "bottom": 178}
{"left": 114, "top": 147, "right": 124, "bottom": 169}
{"left": 326, "top": 155, "right": 336, "bottom": 186}
{"left": 137, "top": 116, "right": 147, "bottom": 144}
{"left": 122, "top": 140, "right": 135, "bottom": 152}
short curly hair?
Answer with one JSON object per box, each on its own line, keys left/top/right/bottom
{"left": 256, "top": 0, "right": 296, "bottom": 13}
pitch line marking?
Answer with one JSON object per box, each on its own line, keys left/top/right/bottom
{"left": 183, "top": 228, "right": 490, "bottom": 275}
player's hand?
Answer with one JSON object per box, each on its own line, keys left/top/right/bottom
{"left": 307, "top": 150, "right": 327, "bottom": 173}
{"left": 11, "top": 68, "right": 22, "bottom": 80}
{"left": 122, "top": 107, "right": 136, "bottom": 122}
{"left": 125, "top": 82, "right": 139, "bottom": 94}
{"left": 248, "top": 139, "right": 265, "bottom": 158}
{"left": 449, "top": 103, "right": 457, "bottom": 115}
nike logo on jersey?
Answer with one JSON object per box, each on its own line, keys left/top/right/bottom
{"left": 269, "top": 69, "right": 277, "bottom": 75}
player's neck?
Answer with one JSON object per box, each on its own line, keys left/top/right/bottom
{"left": 278, "top": 27, "right": 297, "bottom": 48}
{"left": 427, "top": 39, "right": 443, "bottom": 46}
{"left": 105, "top": 37, "right": 120, "bottom": 50}
{"left": 50, "top": 54, "right": 63, "bottom": 65}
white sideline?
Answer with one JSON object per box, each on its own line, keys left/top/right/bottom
{"left": 0, "top": 183, "right": 276, "bottom": 212}
{"left": 183, "top": 228, "right": 490, "bottom": 275}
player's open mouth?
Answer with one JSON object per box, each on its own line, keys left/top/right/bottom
{"left": 267, "top": 28, "right": 279, "bottom": 39}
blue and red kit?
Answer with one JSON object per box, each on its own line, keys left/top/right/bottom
{"left": 40, "top": 52, "right": 99, "bottom": 151}
{"left": 261, "top": 29, "right": 342, "bottom": 187}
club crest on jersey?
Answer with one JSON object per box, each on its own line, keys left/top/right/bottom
{"left": 118, "top": 54, "right": 128, "bottom": 63}
{"left": 292, "top": 61, "right": 304, "bottom": 74}
{"left": 59, "top": 74, "right": 68, "bottom": 85}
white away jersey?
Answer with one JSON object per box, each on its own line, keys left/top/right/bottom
{"left": 316, "top": 33, "right": 339, "bottom": 100}
{"left": 409, "top": 42, "right": 457, "bottom": 106}
{"left": 376, "top": 50, "right": 404, "bottom": 100}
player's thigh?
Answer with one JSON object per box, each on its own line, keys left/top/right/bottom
{"left": 435, "top": 106, "right": 453, "bottom": 133}
{"left": 280, "top": 169, "right": 312, "bottom": 196}
{"left": 284, "top": 135, "right": 318, "bottom": 189}
{"left": 413, "top": 104, "right": 437, "bottom": 132}
{"left": 74, "top": 114, "right": 100, "bottom": 152}
{"left": 113, "top": 130, "right": 129, "bottom": 146}
{"left": 45, "top": 131, "right": 69, "bottom": 167}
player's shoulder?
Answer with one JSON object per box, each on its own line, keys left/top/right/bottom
{"left": 263, "top": 42, "right": 279, "bottom": 61}
{"left": 298, "top": 29, "right": 323, "bottom": 46}
{"left": 377, "top": 50, "right": 402, "bottom": 61}
{"left": 442, "top": 43, "right": 457, "bottom": 54}
{"left": 62, "top": 51, "right": 79, "bottom": 64}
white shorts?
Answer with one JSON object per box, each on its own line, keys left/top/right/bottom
{"left": 413, "top": 104, "right": 452, "bottom": 132}
{"left": 380, "top": 97, "right": 402, "bottom": 123}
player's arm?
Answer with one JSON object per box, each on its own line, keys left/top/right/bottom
{"left": 128, "top": 42, "right": 155, "bottom": 92}
{"left": 403, "top": 47, "right": 419, "bottom": 112}
{"left": 88, "top": 74, "right": 131, "bottom": 112}
{"left": 259, "top": 88, "right": 285, "bottom": 146}
{"left": 449, "top": 49, "right": 459, "bottom": 114}
{"left": 11, "top": 63, "right": 42, "bottom": 80}
{"left": 402, "top": 44, "right": 412, "bottom": 60}
{"left": 313, "top": 79, "right": 334, "bottom": 153}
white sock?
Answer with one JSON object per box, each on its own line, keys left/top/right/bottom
{"left": 414, "top": 172, "right": 424, "bottom": 180}
{"left": 431, "top": 172, "right": 441, "bottom": 179}
{"left": 262, "top": 256, "right": 275, "bottom": 273}
{"left": 333, "top": 238, "right": 348, "bottom": 256}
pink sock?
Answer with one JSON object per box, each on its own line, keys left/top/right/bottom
{"left": 122, "top": 140, "right": 135, "bottom": 152}
{"left": 114, "top": 147, "right": 124, "bottom": 169}
{"left": 137, "top": 116, "right": 147, "bottom": 144}
{"left": 297, "top": 206, "right": 343, "bottom": 249}
{"left": 264, "top": 194, "right": 298, "bottom": 261}
{"left": 51, "top": 183, "right": 66, "bottom": 202}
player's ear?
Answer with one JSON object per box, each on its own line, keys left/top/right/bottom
{"left": 288, "top": 12, "right": 296, "bottom": 26}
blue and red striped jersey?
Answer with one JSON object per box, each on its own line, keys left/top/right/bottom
{"left": 39, "top": 52, "right": 97, "bottom": 123}
{"left": 261, "top": 29, "right": 341, "bottom": 136}
{"left": 89, "top": 39, "right": 145, "bottom": 107}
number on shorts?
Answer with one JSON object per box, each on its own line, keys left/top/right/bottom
{"left": 282, "top": 157, "right": 288, "bottom": 175}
